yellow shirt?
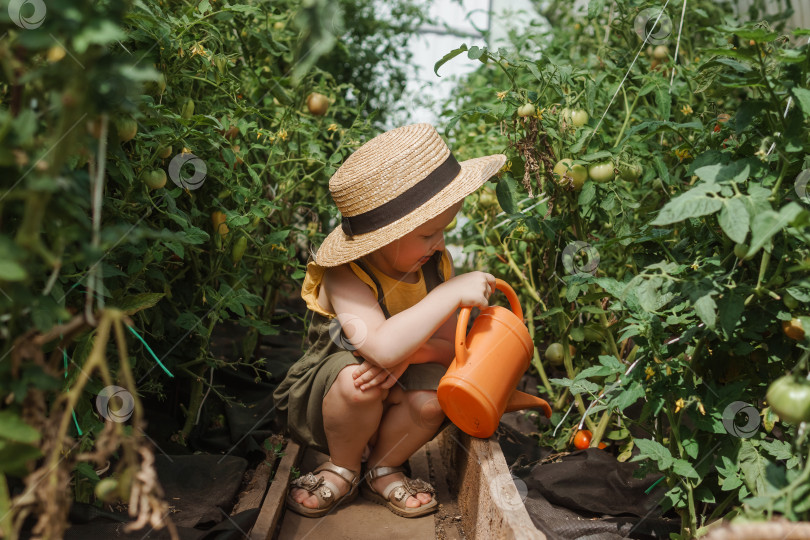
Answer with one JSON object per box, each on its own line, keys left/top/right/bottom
{"left": 301, "top": 251, "right": 453, "bottom": 318}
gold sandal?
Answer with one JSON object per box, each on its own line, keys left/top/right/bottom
{"left": 361, "top": 465, "right": 438, "bottom": 518}
{"left": 286, "top": 461, "right": 360, "bottom": 518}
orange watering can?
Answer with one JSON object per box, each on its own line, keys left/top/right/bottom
{"left": 437, "top": 279, "right": 552, "bottom": 438}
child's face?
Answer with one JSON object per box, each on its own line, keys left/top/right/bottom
{"left": 374, "top": 202, "right": 462, "bottom": 274}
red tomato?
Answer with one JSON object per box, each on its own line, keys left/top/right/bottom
{"left": 573, "top": 429, "right": 592, "bottom": 449}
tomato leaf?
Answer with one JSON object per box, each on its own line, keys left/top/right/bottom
{"left": 495, "top": 177, "right": 517, "bottom": 214}
{"left": 651, "top": 184, "right": 723, "bottom": 226}
{"left": 718, "top": 197, "right": 750, "bottom": 243}
{"left": 747, "top": 203, "right": 803, "bottom": 256}
{"left": 0, "top": 260, "right": 27, "bottom": 282}
{"left": 612, "top": 381, "right": 645, "bottom": 411}
{"left": 792, "top": 88, "right": 810, "bottom": 119}
{"left": 632, "top": 438, "right": 675, "bottom": 470}
{"left": 718, "top": 292, "right": 745, "bottom": 335}
{"left": 587, "top": 0, "right": 606, "bottom": 19}
{"left": 655, "top": 85, "right": 671, "bottom": 121}
{"left": 739, "top": 440, "right": 786, "bottom": 496}
{"left": 694, "top": 294, "right": 717, "bottom": 330}
{"left": 0, "top": 412, "right": 41, "bottom": 444}
{"left": 672, "top": 459, "right": 700, "bottom": 479}
{"left": 111, "top": 293, "right": 165, "bottom": 315}
{"left": 434, "top": 45, "right": 469, "bottom": 76}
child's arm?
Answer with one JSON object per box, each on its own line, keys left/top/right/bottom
{"left": 322, "top": 263, "right": 493, "bottom": 370}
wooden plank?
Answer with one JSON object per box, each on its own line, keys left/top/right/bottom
{"left": 249, "top": 439, "right": 303, "bottom": 540}
{"left": 232, "top": 434, "right": 284, "bottom": 515}
{"left": 440, "top": 426, "right": 545, "bottom": 540}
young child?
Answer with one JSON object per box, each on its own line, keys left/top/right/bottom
{"left": 273, "top": 123, "right": 505, "bottom": 518}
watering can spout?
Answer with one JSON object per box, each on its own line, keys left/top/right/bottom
{"left": 505, "top": 390, "right": 552, "bottom": 418}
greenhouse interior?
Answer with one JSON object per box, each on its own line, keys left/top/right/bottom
{"left": 2, "top": 0, "right": 810, "bottom": 538}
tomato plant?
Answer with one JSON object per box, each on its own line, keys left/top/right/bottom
{"left": 0, "top": 0, "right": 426, "bottom": 536}
{"left": 437, "top": 0, "right": 810, "bottom": 535}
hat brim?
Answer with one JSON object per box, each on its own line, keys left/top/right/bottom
{"left": 314, "top": 153, "right": 507, "bottom": 267}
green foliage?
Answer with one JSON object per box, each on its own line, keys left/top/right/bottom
{"left": 0, "top": 0, "right": 424, "bottom": 536}
{"left": 441, "top": 0, "right": 810, "bottom": 535}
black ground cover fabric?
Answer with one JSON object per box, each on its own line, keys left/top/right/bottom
{"left": 498, "top": 414, "right": 680, "bottom": 539}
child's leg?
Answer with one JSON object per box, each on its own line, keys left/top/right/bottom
{"left": 366, "top": 387, "right": 444, "bottom": 508}
{"left": 290, "top": 365, "right": 386, "bottom": 509}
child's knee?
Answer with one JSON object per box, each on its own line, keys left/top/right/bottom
{"left": 331, "top": 367, "right": 386, "bottom": 404}
{"left": 407, "top": 390, "right": 444, "bottom": 427}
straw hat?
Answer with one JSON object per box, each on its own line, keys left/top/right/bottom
{"left": 314, "top": 123, "right": 506, "bottom": 267}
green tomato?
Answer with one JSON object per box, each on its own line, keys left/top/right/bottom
{"left": 570, "top": 109, "right": 588, "bottom": 127}
{"left": 553, "top": 159, "right": 588, "bottom": 190}
{"left": 478, "top": 188, "right": 499, "bottom": 210}
{"left": 767, "top": 375, "right": 810, "bottom": 424}
{"left": 588, "top": 162, "right": 615, "bottom": 183}
{"left": 116, "top": 118, "right": 137, "bottom": 142}
{"left": 618, "top": 162, "right": 642, "bottom": 182}
{"left": 734, "top": 243, "right": 750, "bottom": 260}
{"left": 444, "top": 216, "right": 458, "bottom": 232}
{"left": 141, "top": 169, "right": 166, "bottom": 190}
{"left": 517, "top": 103, "right": 535, "bottom": 117}
{"left": 783, "top": 292, "right": 799, "bottom": 310}
{"left": 95, "top": 478, "right": 119, "bottom": 503}
{"left": 232, "top": 236, "right": 248, "bottom": 264}
{"left": 545, "top": 342, "right": 564, "bottom": 367}
{"left": 181, "top": 98, "right": 195, "bottom": 119}
{"left": 157, "top": 145, "right": 172, "bottom": 159}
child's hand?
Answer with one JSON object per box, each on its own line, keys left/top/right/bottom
{"left": 352, "top": 359, "right": 409, "bottom": 391}
{"left": 442, "top": 271, "right": 496, "bottom": 309}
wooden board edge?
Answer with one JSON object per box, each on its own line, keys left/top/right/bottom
{"left": 441, "top": 427, "right": 546, "bottom": 540}
{"left": 249, "top": 439, "right": 303, "bottom": 540}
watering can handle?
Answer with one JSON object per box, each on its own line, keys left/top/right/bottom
{"left": 455, "top": 279, "right": 523, "bottom": 367}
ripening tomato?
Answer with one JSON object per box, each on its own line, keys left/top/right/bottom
{"left": 573, "top": 429, "right": 592, "bottom": 449}
{"left": 782, "top": 318, "right": 806, "bottom": 341}
{"left": 211, "top": 211, "right": 229, "bottom": 237}
{"left": 307, "top": 92, "right": 329, "bottom": 116}
{"left": 653, "top": 45, "right": 669, "bottom": 60}
{"left": 157, "top": 145, "right": 172, "bottom": 159}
